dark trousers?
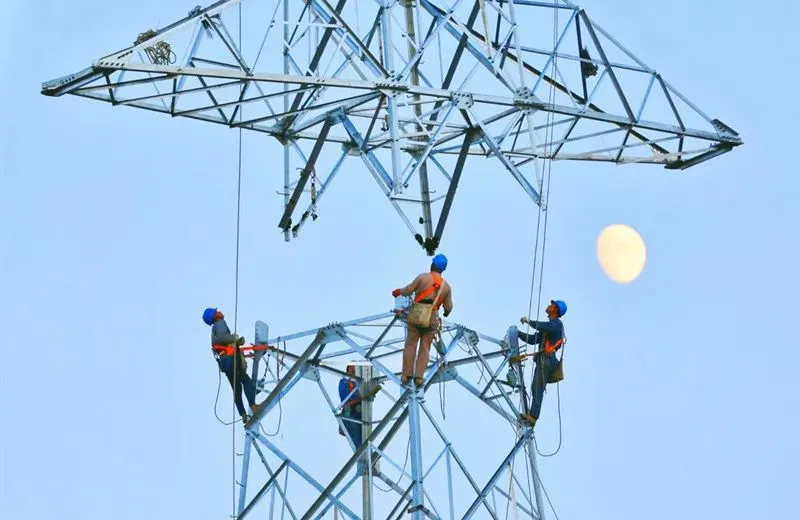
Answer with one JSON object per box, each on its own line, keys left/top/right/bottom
{"left": 342, "top": 405, "right": 363, "bottom": 447}
{"left": 516, "top": 331, "right": 557, "bottom": 419}
{"left": 218, "top": 355, "right": 256, "bottom": 417}
{"left": 528, "top": 353, "right": 557, "bottom": 418}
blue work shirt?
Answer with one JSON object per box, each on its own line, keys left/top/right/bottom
{"left": 211, "top": 318, "right": 237, "bottom": 345}
{"left": 338, "top": 377, "right": 360, "bottom": 406}
{"left": 520, "top": 317, "right": 564, "bottom": 351}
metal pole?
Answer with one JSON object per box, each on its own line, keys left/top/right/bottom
{"left": 360, "top": 364, "right": 375, "bottom": 520}
{"left": 401, "top": 0, "right": 434, "bottom": 252}
{"left": 407, "top": 389, "right": 425, "bottom": 520}
{"left": 282, "top": 0, "right": 291, "bottom": 242}
{"left": 527, "top": 438, "right": 545, "bottom": 520}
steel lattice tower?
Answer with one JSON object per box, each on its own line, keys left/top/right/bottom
{"left": 41, "top": 1, "right": 742, "bottom": 518}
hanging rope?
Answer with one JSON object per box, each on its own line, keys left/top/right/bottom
{"left": 518, "top": 0, "right": 564, "bottom": 459}
{"left": 230, "top": 4, "right": 244, "bottom": 517}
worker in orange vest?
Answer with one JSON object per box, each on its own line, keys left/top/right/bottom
{"left": 392, "top": 254, "right": 454, "bottom": 386}
{"left": 203, "top": 307, "right": 262, "bottom": 424}
{"left": 515, "top": 299, "right": 567, "bottom": 427}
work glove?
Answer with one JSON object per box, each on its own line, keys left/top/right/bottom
{"left": 520, "top": 317, "right": 529, "bottom": 324}
{"left": 392, "top": 288, "right": 402, "bottom": 297}
{"left": 236, "top": 336, "right": 246, "bottom": 346}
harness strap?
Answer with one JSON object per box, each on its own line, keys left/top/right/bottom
{"left": 414, "top": 273, "right": 444, "bottom": 308}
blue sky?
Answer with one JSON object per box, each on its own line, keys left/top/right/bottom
{"left": 2, "top": 1, "right": 798, "bottom": 519}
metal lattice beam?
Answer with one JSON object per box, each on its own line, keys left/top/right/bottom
{"left": 41, "top": 0, "right": 742, "bottom": 254}
{"left": 228, "top": 296, "right": 550, "bottom": 519}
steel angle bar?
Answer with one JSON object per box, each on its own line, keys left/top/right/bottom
{"left": 370, "top": 446, "right": 413, "bottom": 483}
{"left": 399, "top": 102, "right": 457, "bottom": 187}
{"left": 338, "top": 114, "right": 420, "bottom": 235}
{"left": 248, "top": 438, "right": 300, "bottom": 520}
{"left": 265, "top": 312, "right": 394, "bottom": 344}
{"left": 253, "top": 433, "right": 361, "bottom": 520}
{"left": 375, "top": 471, "right": 408, "bottom": 496}
{"left": 471, "top": 110, "right": 542, "bottom": 205}
{"left": 460, "top": 430, "right": 534, "bottom": 520}
{"left": 278, "top": 119, "right": 333, "bottom": 231}
{"left": 530, "top": 10, "right": 578, "bottom": 96}
{"left": 238, "top": 459, "right": 290, "bottom": 519}
{"left": 337, "top": 332, "right": 403, "bottom": 387}
{"left": 300, "top": 388, "right": 414, "bottom": 520}
{"left": 62, "top": 62, "right": 731, "bottom": 145}
{"left": 432, "top": 128, "right": 479, "bottom": 244}
{"left": 407, "top": 392, "right": 426, "bottom": 520}
{"left": 396, "top": 0, "right": 465, "bottom": 81}
{"left": 338, "top": 112, "right": 394, "bottom": 189}
{"left": 313, "top": 473, "right": 361, "bottom": 520}
{"left": 366, "top": 315, "right": 400, "bottom": 357}
{"left": 419, "top": 0, "right": 517, "bottom": 93}
{"left": 246, "top": 328, "right": 329, "bottom": 429}
{"left": 291, "top": 148, "right": 348, "bottom": 236}
{"left": 311, "top": 0, "right": 388, "bottom": 78}
{"left": 459, "top": 344, "right": 522, "bottom": 418}
{"left": 416, "top": 400, "right": 500, "bottom": 520}
{"left": 452, "top": 374, "right": 515, "bottom": 422}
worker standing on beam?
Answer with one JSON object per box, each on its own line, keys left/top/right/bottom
{"left": 203, "top": 307, "right": 263, "bottom": 424}
{"left": 392, "top": 254, "right": 454, "bottom": 386}
{"left": 514, "top": 300, "right": 567, "bottom": 428}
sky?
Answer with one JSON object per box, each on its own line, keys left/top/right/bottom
{"left": 2, "top": 1, "right": 799, "bottom": 519}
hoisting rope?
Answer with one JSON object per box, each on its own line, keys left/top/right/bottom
{"left": 518, "top": 0, "right": 564, "bottom": 461}
{"left": 230, "top": 4, "right": 243, "bottom": 517}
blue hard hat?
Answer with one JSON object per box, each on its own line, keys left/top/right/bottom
{"left": 551, "top": 300, "right": 567, "bottom": 317}
{"left": 202, "top": 307, "right": 218, "bottom": 326}
{"left": 432, "top": 253, "right": 448, "bottom": 272}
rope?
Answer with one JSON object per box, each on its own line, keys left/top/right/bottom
{"left": 516, "top": 0, "right": 563, "bottom": 460}
{"left": 230, "top": 5, "right": 243, "bottom": 517}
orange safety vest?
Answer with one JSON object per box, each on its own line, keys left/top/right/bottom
{"left": 543, "top": 337, "right": 563, "bottom": 355}
{"left": 414, "top": 272, "right": 445, "bottom": 310}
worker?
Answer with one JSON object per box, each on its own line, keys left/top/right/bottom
{"left": 337, "top": 365, "right": 363, "bottom": 447}
{"left": 515, "top": 299, "right": 567, "bottom": 427}
{"left": 203, "top": 307, "right": 262, "bottom": 424}
{"left": 392, "top": 253, "right": 454, "bottom": 386}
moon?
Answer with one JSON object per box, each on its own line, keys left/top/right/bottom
{"left": 596, "top": 224, "right": 647, "bottom": 283}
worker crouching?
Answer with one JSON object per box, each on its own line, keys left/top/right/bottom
{"left": 392, "top": 254, "right": 454, "bottom": 386}
{"left": 203, "top": 307, "right": 263, "bottom": 424}
{"left": 514, "top": 300, "right": 567, "bottom": 428}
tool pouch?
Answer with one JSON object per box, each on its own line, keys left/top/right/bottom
{"left": 547, "top": 359, "right": 564, "bottom": 384}
{"left": 407, "top": 280, "right": 444, "bottom": 328}
{"left": 407, "top": 302, "right": 435, "bottom": 328}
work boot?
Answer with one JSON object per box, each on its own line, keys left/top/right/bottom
{"left": 250, "top": 402, "right": 264, "bottom": 416}
{"left": 414, "top": 377, "right": 424, "bottom": 387}
{"left": 401, "top": 374, "right": 410, "bottom": 385}
{"left": 240, "top": 413, "right": 250, "bottom": 424}
{"left": 519, "top": 413, "right": 537, "bottom": 427}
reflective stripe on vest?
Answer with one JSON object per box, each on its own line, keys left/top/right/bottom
{"left": 414, "top": 272, "right": 444, "bottom": 309}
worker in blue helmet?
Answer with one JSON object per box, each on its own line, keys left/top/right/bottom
{"left": 513, "top": 299, "right": 567, "bottom": 427}
{"left": 392, "top": 253, "right": 454, "bottom": 386}
{"left": 203, "top": 307, "right": 263, "bottom": 424}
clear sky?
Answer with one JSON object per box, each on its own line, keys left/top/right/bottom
{"left": 2, "top": 1, "right": 798, "bottom": 519}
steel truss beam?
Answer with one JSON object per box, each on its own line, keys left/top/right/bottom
{"left": 227, "top": 297, "right": 551, "bottom": 519}
{"left": 41, "top": 0, "right": 741, "bottom": 254}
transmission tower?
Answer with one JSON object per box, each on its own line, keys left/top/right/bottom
{"left": 233, "top": 300, "right": 554, "bottom": 519}
{"left": 40, "top": 1, "right": 742, "bottom": 519}
{"left": 41, "top": 0, "right": 741, "bottom": 255}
